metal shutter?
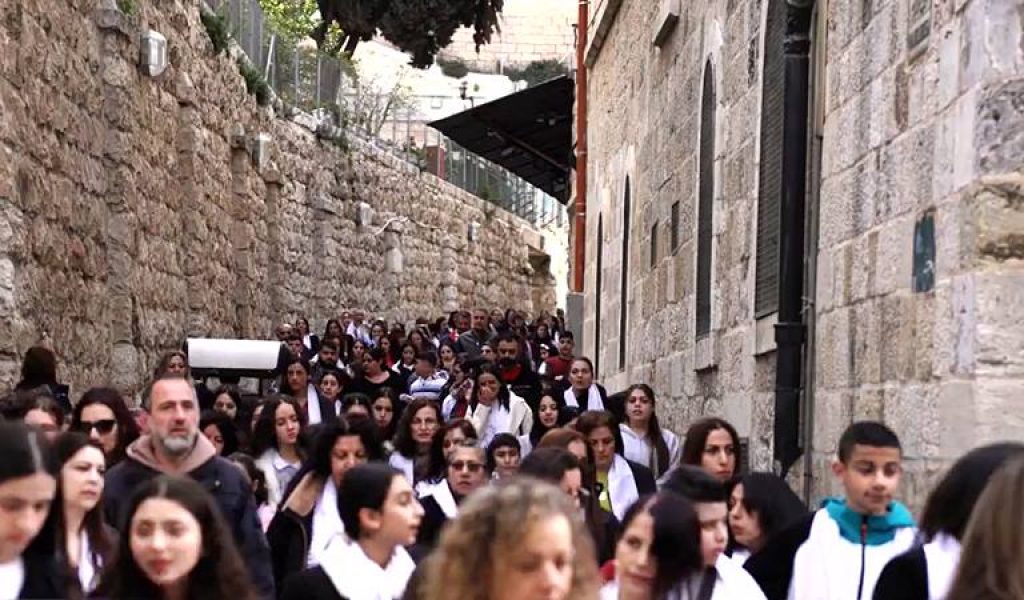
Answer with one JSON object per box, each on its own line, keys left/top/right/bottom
{"left": 754, "top": 0, "right": 786, "bottom": 317}
{"left": 697, "top": 64, "right": 716, "bottom": 337}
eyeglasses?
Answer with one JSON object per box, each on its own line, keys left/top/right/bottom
{"left": 449, "top": 461, "right": 484, "bottom": 473}
{"left": 76, "top": 419, "right": 117, "bottom": 435}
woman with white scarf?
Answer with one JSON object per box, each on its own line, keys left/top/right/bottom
{"left": 267, "top": 417, "right": 385, "bottom": 595}
{"left": 465, "top": 363, "right": 534, "bottom": 449}
{"left": 563, "top": 357, "right": 614, "bottom": 416}
{"left": 280, "top": 463, "right": 424, "bottom": 600}
{"left": 575, "top": 410, "right": 657, "bottom": 521}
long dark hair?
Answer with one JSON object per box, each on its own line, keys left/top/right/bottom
{"left": 372, "top": 387, "right": 402, "bottom": 441}
{"left": 70, "top": 388, "right": 140, "bottom": 467}
{"left": 18, "top": 346, "right": 59, "bottom": 386}
{"left": 919, "top": 442, "right": 1024, "bottom": 542}
{"left": 530, "top": 393, "right": 568, "bottom": 447}
{"left": 425, "top": 419, "right": 477, "bottom": 482}
{"left": 681, "top": 417, "right": 741, "bottom": 469}
{"left": 279, "top": 416, "right": 385, "bottom": 505}
{"left": 250, "top": 397, "right": 306, "bottom": 458}
{"left": 728, "top": 472, "right": 807, "bottom": 552}
{"left": 469, "top": 362, "right": 511, "bottom": 412}
{"left": 99, "top": 475, "right": 258, "bottom": 600}
{"left": 278, "top": 357, "right": 312, "bottom": 397}
{"left": 618, "top": 493, "right": 703, "bottom": 599}
{"left": 0, "top": 421, "right": 58, "bottom": 560}
{"left": 624, "top": 384, "right": 671, "bottom": 478}
{"left": 53, "top": 433, "right": 113, "bottom": 594}
{"left": 199, "top": 411, "right": 240, "bottom": 456}
{"left": 393, "top": 398, "right": 441, "bottom": 459}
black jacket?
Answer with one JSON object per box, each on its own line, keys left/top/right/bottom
{"left": 414, "top": 494, "right": 450, "bottom": 551}
{"left": 18, "top": 550, "right": 63, "bottom": 599}
{"left": 281, "top": 567, "right": 345, "bottom": 600}
{"left": 744, "top": 513, "right": 815, "bottom": 600}
{"left": 104, "top": 448, "right": 275, "bottom": 599}
{"left": 266, "top": 472, "right": 326, "bottom": 597}
{"left": 627, "top": 459, "right": 658, "bottom": 495}
{"left": 872, "top": 546, "right": 928, "bottom": 600}
{"left": 498, "top": 359, "right": 543, "bottom": 412}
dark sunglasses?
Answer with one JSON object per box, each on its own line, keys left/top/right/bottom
{"left": 449, "top": 460, "right": 484, "bottom": 473}
{"left": 76, "top": 419, "right": 117, "bottom": 434}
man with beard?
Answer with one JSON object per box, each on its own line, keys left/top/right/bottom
{"left": 103, "top": 374, "right": 275, "bottom": 599}
{"left": 494, "top": 332, "right": 542, "bottom": 413}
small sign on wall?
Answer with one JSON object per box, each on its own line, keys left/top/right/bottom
{"left": 907, "top": 0, "right": 932, "bottom": 60}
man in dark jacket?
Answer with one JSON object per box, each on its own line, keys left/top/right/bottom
{"left": 104, "top": 374, "right": 275, "bottom": 599}
{"left": 455, "top": 308, "right": 494, "bottom": 360}
{"left": 494, "top": 332, "right": 542, "bottom": 412}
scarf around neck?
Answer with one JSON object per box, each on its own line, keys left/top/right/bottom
{"left": 564, "top": 385, "right": 604, "bottom": 411}
{"left": 320, "top": 538, "right": 415, "bottom": 600}
{"left": 308, "top": 478, "right": 346, "bottom": 567}
{"left": 822, "top": 497, "right": 915, "bottom": 545}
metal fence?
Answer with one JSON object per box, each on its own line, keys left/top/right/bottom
{"left": 203, "top": 0, "right": 567, "bottom": 229}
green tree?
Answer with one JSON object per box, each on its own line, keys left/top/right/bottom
{"left": 316, "top": 0, "right": 504, "bottom": 68}
{"left": 259, "top": 0, "right": 346, "bottom": 55}
{"left": 505, "top": 59, "right": 570, "bottom": 87}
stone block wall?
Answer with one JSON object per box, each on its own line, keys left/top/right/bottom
{"left": 0, "top": 0, "right": 555, "bottom": 397}
{"left": 584, "top": 0, "right": 1023, "bottom": 509}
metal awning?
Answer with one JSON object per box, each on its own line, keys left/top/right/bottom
{"left": 429, "top": 76, "right": 575, "bottom": 203}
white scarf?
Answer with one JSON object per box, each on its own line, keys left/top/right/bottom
{"left": 607, "top": 454, "right": 639, "bottom": 521}
{"left": 320, "top": 538, "right": 416, "bottom": 600}
{"left": 922, "top": 533, "right": 961, "bottom": 600}
{"left": 308, "top": 478, "right": 347, "bottom": 567}
{"left": 421, "top": 479, "right": 458, "bottom": 518}
{"left": 305, "top": 384, "right": 323, "bottom": 425}
{"left": 564, "top": 385, "right": 604, "bottom": 411}
{"left": 78, "top": 529, "right": 99, "bottom": 593}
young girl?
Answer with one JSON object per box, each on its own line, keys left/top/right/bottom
{"left": 54, "top": 432, "right": 114, "bottom": 596}
{"left": 726, "top": 472, "right": 807, "bottom": 563}
{"left": 520, "top": 393, "right": 567, "bottom": 457}
{"left": 466, "top": 363, "right": 533, "bottom": 448}
{"left": 280, "top": 464, "right": 424, "bottom": 600}
{"left": 619, "top": 384, "right": 681, "bottom": 481}
{"left": 99, "top": 475, "right": 257, "bottom": 600}
{"left": 681, "top": 417, "right": 741, "bottom": 483}
{"left": 0, "top": 422, "right": 60, "bottom": 599}
{"left": 267, "top": 417, "right": 384, "bottom": 592}
{"left": 600, "top": 493, "right": 704, "bottom": 600}
{"left": 252, "top": 397, "right": 308, "bottom": 508}
{"left": 564, "top": 357, "right": 609, "bottom": 413}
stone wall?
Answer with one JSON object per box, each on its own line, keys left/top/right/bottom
{"left": 0, "top": 0, "right": 555, "bottom": 397}
{"left": 583, "top": 0, "right": 1024, "bottom": 509}
{"left": 438, "top": 0, "right": 578, "bottom": 71}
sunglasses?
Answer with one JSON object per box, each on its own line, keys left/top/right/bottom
{"left": 76, "top": 419, "right": 117, "bottom": 435}
{"left": 449, "top": 460, "right": 484, "bottom": 473}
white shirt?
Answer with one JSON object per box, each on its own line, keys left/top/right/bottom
{"left": 619, "top": 424, "right": 681, "bottom": 479}
{"left": 0, "top": 557, "right": 25, "bottom": 600}
{"left": 711, "top": 554, "right": 767, "bottom": 600}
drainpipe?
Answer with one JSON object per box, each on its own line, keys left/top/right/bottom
{"left": 573, "top": 0, "right": 588, "bottom": 293}
{"left": 774, "top": 0, "right": 814, "bottom": 478}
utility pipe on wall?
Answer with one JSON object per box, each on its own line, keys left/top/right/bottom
{"left": 573, "top": 0, "right": 589, "bottom": 293}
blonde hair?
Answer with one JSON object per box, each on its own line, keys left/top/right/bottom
{"left": 947, "top": 456, "right": 1024, "bottom": 600}
{"left": 420, "top": 478, "right": 598, "bottom": 600}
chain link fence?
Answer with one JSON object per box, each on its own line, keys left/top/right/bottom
{"left": 203, "top": 0, "right": 567, "bottom": 229}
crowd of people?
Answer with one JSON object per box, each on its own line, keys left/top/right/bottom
{"left": 0, "top": 307, "right": 1022, "bottom": 600}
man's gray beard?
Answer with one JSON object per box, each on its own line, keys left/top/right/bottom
{"left": 157, "top": 431, "right": 197, "bottom": 457}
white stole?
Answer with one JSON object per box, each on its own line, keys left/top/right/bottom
{"left": 922, "top": 533, "right": 961, "bottom": 600}
{"left": 305, "top": 384, "right": 323, "bottom": 425}
{"left": 564, "top": 385, "right": 604, "bottom": 411}
{"left": 320, "top": 538, "right": 416, "bottom": 600}
{"left": 607, "top": 454, "right": 640, "bottom": 521}
{"left": 308, "top": 478, "right": 347, "bottom": 567}
{"left": 388, "top": 453, "right": 415, "bottom": 484}
{"left": 78, "top": 529, "right": 99, "bottom": 593}
{"left": 420, "top": 479, "right": 458, "bottom": 518}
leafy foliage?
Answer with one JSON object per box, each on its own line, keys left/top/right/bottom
{"left": 504, "top": 59, "right": 570, "bottom": 87}
{"left": 117, "top": 0, "right": 137, "bottom": 16}
{"left": 316, "top": 0, "right": 504, "bottom": 68}
{"left": 200, "top": 10, "right": 231, "bottom": 56}
{"left": 259, "top": 0, "right": 346, "bottom": 55}
{"left": 437, "top": 57, "right": 470, "bottom": 79}
{"left": 238, "top": 58, "right": 272, "bottom": 106}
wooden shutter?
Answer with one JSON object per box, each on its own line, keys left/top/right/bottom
{"left": 754, "top": 0, "right": 786, "bottom": 317}
{"left": 696, "top": 64, "right": 715, "bottom": 337}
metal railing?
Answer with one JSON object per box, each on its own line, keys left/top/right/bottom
{"left": 203, "top": 0, "right": 567, "bottom": 229}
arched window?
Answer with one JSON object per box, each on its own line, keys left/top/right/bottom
{"left": 619, "top": 179, "right": 631, "bottom": 370}
{"left": 755, "top": 0, "right": 786, "bottom": 317}
{"left": 696, "top": 62, "right": 715, "bottom": 338}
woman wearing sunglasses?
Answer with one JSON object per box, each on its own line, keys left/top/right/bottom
{"left": 416, "top": 440, "right": 491, "bottom": 550}
{"left": 70, "top": 387, "right": 140, "bottom": 468}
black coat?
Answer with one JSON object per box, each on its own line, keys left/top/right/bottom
{"left": 104, "top": 454, "right": 275, "bottom": 599}
{"left": 267, "top": 508, "right": 313, "bottom": 597}
{"left": 414, "top": 494, "right": 450, "bottom": 551}
{"left": 281, "top": 567, "right": 345, "bottom": 600}
{"left": 872, "top": 546, "right": 928, "bottom": 600}
{"left": 18, "top": 551, "right": 63, "bottom": 599}
{"left": 744, "top": 513, "right": 815, "bottom": 600}
{"left": 627, "top": 459, "right": 658, "bottom": 495}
